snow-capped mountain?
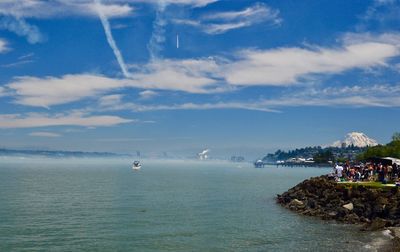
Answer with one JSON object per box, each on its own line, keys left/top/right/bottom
{"left": 331, "top": 132, "right": 379, "bottom": 148}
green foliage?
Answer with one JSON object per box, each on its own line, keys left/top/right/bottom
{"left": 336, "top": 157, "right": 347, "bottom": 163}
{"left": 337, "top": 182, "right": 392, "bottom": 190}
{"left": 313, "top": 150, "right": 334, "bottom": 164}
{"left": 263, "top": 146, "right": 323, "bottom": 161}
{"left": 358, "top": 139, "right": 400, "bottom": 160}
{"left": 263, "top": 145, "right": 365, "bottom": 162}
{"left": 393, "top": 132, "right": 400, "bottom": 142}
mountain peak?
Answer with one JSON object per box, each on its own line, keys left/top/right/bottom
{"left": 331, "top": 132, "right": 378, "bottom": 148}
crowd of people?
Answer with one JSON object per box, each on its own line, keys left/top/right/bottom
{"left": 332, "top": 161, "right": 399, "bottom": 184}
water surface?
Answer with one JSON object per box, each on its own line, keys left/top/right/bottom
{"left": 0, "top": 158, "right": 389, "bottom": 251}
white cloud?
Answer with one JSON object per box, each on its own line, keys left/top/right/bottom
{"left": 0, "top": 39, "right": 8, "bottom": 53}
{"left": 128, "top": 58, "right": 223, "bottom": 93}
{"left": 0, "top": 87, "right": 7, "bottom": 97}
{"left": 225, "top": 42, "right": 399, "bottom": 85}
{"left": 4, "top": 34, "right": 400, "bottom": 108}
{"left": 7, "top": 74, "right": 124, "bottom": 107}
{"left": 175, "top": 2, "right": 281, "bottom": 34}
{"left": 4, "top": 58, "right": 222, "bottom": 107}
{"left": 0, "top": 16, "right": 45, "bottom": 44}
{"left": 86, "top": 2, "right": 133, "bottom": 18}
{"left": 342, "top": 32, "right": 400, "bottom": 46}
{"left": 359, "top": 0, "right": 400, "bottom": 29}
{"left": 245, "top": 84, "right": 400, "bottom": 108}
{"left": 97, "top": 97, "right": 278, "bottom": 113}
{"left": 29, "top": 132, "right": 61, "bottom": 138}
{"left": 98, "top": 83, "right": 400, "bottom": 113}
{"left": 133, "top": 0, "right": 218, "bottom": 7}
{"left": 98, "top": 94, "right": 125, "bottom": 108}
{"left": 0, "top": 1, "right": 134, "bottom": 19}
{"left": 0, "top": 112, "right": 133, "bottom": 129}
{"left": 139, "top": 90, "right": 158, "bottom": 100}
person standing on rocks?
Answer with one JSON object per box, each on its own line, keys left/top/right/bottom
{"left": 335, "top": 164, "right": 344, "bottom": 181}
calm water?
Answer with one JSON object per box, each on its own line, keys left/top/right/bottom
{"left": 0, "top": 158, "right": 390, "bottom": 251}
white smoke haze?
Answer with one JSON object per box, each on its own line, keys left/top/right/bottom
{"left": 94, "top": 0, "right": 131, "bottom": 78}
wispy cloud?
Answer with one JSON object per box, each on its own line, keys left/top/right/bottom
{"left": 225, "top": 38, "right": 400, "bottom": 86}
{"left": 96, "top": 83, "right": 400, "bottom": 113}
{"left": 145, "top": 0, "right": 217, "bottom": 59}
{"left": 7, "top": 74, "right": 124, "bottom": 107}
{"left": 18, "top": 52, "right": 34, "bottom": 60}
{"left": 29, "top": 132, "right": 61, "bottom": 138}
{"left": 0, "top": 16, "right": 45, "bottom": 44}
{"left": 259, "top": 84, "right": 400, "bottom": 108}
{"left": 134, "top": 0, "right": 218, "bottom": 7}
{"left": 0, "top": 38, "right": 8, "bottom": 53}
{"left": 1, "top": 60, "right": 34, "bottom": 68}
{"left": 0, "top": 87, "right": 8, "bottom": 97}
{"left": 97, "top": 94, "right": 279, "bottom": 113}
{"left": 128, "top": 58, "right": 224, "bottom": 93}
{"left": 358, "top": 0, "right": 400, "bottom": 30}
{"left": 139, "top": 90, "right": 158, "bottom": 100}
{"left": 0, "top": 1, "right": 134, "bottom": 19}
{"left": 0, "top": 112, "right": 133, "bottom": 129}
{"left": 174, "top": 2, "right": 282, "bottom": 34}
{"left": 3, "top": 33, "right": 400, "bottom": 108}
{"left": 1, "top": 52, "right": 35, "bottom": 68}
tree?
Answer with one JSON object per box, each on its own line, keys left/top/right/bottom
{"left": 393, "top": 132, "right": 400, "bottom": 142}
{"left": 313, "top": 150, "right": 334, "bottom": 164}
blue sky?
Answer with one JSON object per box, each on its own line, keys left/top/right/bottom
{"left": 0, "top": 0, "right": 400, "bottom": 158}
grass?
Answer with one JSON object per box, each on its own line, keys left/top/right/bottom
{"left": 337, "top": 181, "right": 396, "bottom": 189}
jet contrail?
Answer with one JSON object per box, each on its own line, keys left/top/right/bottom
{"left": 94, "top": 0, "right": 131, "bottom": 78}
{"left": 176, "top": 34, "right": 179, "bottom": 49}
{"left": 148, "top": 1, "right": 167, "bottom": 60}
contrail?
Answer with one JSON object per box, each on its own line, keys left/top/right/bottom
{"left": 94, "top": 0, "right": 131, "bottom": 78}
{"left": 148, "top": 0, "right": 167, "bottom": 60}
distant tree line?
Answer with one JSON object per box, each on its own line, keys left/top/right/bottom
{"left": 358, "top": 132, "right": 400, "bottom": 160}
{"left": 263, "top": 145, "right": 365, "bottom": 164}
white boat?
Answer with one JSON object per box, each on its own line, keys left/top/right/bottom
{"left": 132, "top": 161, "right": 141, "bottom": 170}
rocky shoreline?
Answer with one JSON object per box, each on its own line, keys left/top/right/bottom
{"left": 276, "top": 175, "right": 400, "bottom": 251}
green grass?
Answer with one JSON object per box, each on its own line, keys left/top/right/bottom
{"left": 337, "top": 181, "right": 396, "bottom": 189}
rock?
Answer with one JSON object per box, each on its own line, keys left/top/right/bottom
{"left": 361, "top": 218, "right": 387, "bottom": 231}
{"left": 343, "top": 202, "right": 354, "bottom": 211}
{"left": 389, "top": 227, "right": 400, "bottom": 238}
{"left": 292, "top": 199, "right": 304, "bottom": 206}
{"left": 328, "top": 211, "right": 337, "bottom": 217}
{"left": 276, "top": 175, "right": 400, "bottom": 227}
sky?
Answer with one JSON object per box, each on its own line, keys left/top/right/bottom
{"left": 0, "top": 0, "right": 400, "bottom": 159}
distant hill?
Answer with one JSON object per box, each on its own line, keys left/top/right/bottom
{"left": 0, "top": 148, "right": 131, "bottom": 158}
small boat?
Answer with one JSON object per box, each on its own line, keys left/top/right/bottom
{"left": 132, "top": 161, "right": 142, "bottom": 171}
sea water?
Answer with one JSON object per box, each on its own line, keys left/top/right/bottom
{"left": 0, "top": 158, "right": 391, "bottom": 251}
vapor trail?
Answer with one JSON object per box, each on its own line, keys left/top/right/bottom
{"left": 94, "top": 0, "right": 131, "bottom": 78}
{"left": 148, "top": 1, "right": 167, "bottom": 60}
